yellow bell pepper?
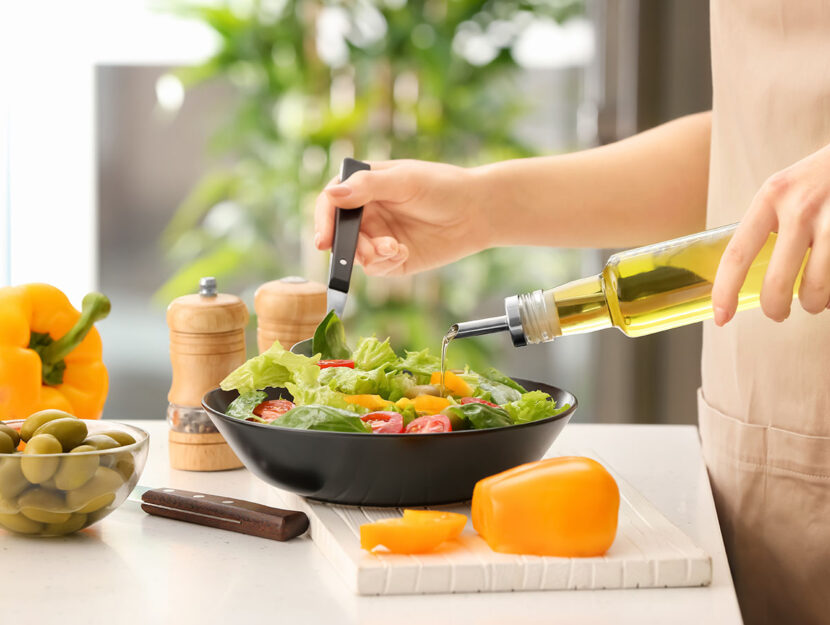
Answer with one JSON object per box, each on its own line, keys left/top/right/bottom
{"left": 472, "top": 457, "right": 620, "bottom": 557}
{"left": 361, "top": 510, "right": 467, "bottom": 554}
{"left": 412, "top": 394, "right": 450, "bottom": 414}
{"left": 344, "top": 394, "right": 390, "bottom": 411}
{"left": 0, "top": 284, "right": 110, "bottom": 420}
{"left": 430, "top": 370, "right": 472, "bottom": 397}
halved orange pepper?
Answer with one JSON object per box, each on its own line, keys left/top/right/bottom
{"left": 430, "top": 370, "right": 472, "bottom": 397}
{"left": 412, "top": 394, "right": 450, "bottom": 414}
{"left": 344, "top": 394, "right": 390, "bottom": 411}
{"left": 472, "top": 456, "right": 619, "bottom": 557}
{"left": 361, "top": 510, "right": 467, "bottom": 554}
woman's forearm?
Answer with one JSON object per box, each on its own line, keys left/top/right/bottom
{"left": 476, "top": 111, "right": 712, "bottom": 249}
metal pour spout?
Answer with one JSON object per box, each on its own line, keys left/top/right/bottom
{"left": 450, "top": 296, "right": 528, "bottom": 347}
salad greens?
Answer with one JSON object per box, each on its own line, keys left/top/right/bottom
{"left": 221, "top": 311, "right": 570, "bottom": 433}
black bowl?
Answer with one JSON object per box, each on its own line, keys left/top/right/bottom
{"left": 202, "top": 379, "right": 576, "bottom": 507}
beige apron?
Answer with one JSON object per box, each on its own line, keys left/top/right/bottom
{"left": 702, "top": 2, "right": 830, "bottom": 624}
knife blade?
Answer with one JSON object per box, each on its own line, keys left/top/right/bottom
{"left": 327, "top": 157, "right": 371, "bottom": 317}
{"left": 130, "top": 485, "right": 309, "bottom": 541}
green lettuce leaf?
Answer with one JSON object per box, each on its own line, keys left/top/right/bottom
{"left": 318, "top": 365, "right": 389, "bottom": 396}
{"left": 284, "top": 382, "right": 362, "bottom": 412}
{"left": 277, "top": 405, "right": 371, "bottom": 433}
{"left": 352, "top": 336, "right": 398, "bottom": 370}
{"left": 394, "top": 348, "right": 440, "bottom": 384}
{"left": 385, "top": 372, "right": 415, "bottom": 402}
{"left": 503, "top": 390, "right": 570, "bottom": 424}
{"left": 444, "top": 403, "right": 512, "bottom": 430}
{"left": 312, "top": 310, "right": 351, "bottom": 359}
{"left": 386, "top": 401, "right": 418, "bottom": 426}
{"left": 480, "top": 367, "right": 527, "bottom": 393}
{"left": 220, "top": 341, "right": 320, "bottom": 394}
{"left": 473, "top": 378, "right": 522, "bottom": 405}
{"left": 226, "top": 390, "right": 267, "bottom": 421}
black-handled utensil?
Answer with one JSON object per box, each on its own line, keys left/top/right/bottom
{"left": 131, "top": 485, "right": 309, "bottom": 541}
{"left": 327, "top": 157, "right": 370, "bottom": 317}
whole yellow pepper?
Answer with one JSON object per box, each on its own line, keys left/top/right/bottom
{"left": 0, "top": 284, "right": 110, "bottom": 420}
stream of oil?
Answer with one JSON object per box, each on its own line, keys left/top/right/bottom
{"left": 439, "top": 325, "right": 458, "bottom": 397}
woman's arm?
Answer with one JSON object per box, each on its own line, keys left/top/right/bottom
{"left": 478, "top": 111, "right": 712, "bottom": 249}
{"left": 314, "top": 112, "right": 712, "bottom": 276}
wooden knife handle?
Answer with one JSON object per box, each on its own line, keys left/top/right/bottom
{"left": 140, "top": 488, "right": 309, "bottom": 541}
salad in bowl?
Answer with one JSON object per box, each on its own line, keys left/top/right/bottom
{"left": 220, "top": 311, "right": 570, "bottom": 435}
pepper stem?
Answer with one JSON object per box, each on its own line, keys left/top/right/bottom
{"left": 41, "top": 292, "right": 111, "bottom": 366}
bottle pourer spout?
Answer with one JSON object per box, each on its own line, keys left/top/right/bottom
{"left": 450, "top": 295, "right": 528, "bottom": 347}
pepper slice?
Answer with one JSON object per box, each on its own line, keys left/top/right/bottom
{"left": 360, "top": 510, "right": 467, "bottom": 554}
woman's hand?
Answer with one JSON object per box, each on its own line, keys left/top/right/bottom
{"left": 712, "top": 144, "right": 830, "bottom": 325}
{"left": 314, "top": 160, "right": 490, "bottom": 276}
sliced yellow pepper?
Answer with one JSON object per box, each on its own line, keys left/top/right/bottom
{"left": 361, "top": 510, "right": 467, "bottom": 554}
{"left": 472, "top": 457, "right": 620, "bottom": 557}
{"left": 412, "top": 394, "right": 450, "bottom": 414}
{"left": 344, "top": 394, "right": 390, "bottom": 411}
{"left": 430, "top": 370, "right": 472, "bottom": 397}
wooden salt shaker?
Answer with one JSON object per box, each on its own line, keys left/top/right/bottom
{"left": 167, "top": 277, "right": 248, "bottom": 471}
{"left": 255, "top": 277, "right": 327, "bottom": 353}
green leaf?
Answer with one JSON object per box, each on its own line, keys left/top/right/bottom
{"left": 226, "top": 390, "right": 267, "bottom": 420}
{"left": 312, "top": 310, "right": 351, "bottom": 359}
{"left": 220, "top": 340, "right": 320, "bottom": 394}
{"left": 394, "top": 348, "right": 440, "bottom": 384}
{"left": 481, "top": 367, "right": 528, "bottom": 393}
{"left": 285, "top": 382, "right": 359, "bottom": 412}
{"left": 277, "top": 405, "right": 371, "bottom": 433}
{"left": 352, "top": 336, "right": 398, "bottom": 371}
{"left": 318, "top": 365, "right": 388, "bottom": 396}
{"left": 503, "top": 391, "right": 570, "bottom": 425}
{"left": 444, "top": 403, "right": 512, "bottom": 430}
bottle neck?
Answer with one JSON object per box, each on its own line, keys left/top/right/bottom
{"left": 519, "top": 275, "right": 612, "bottom": 344}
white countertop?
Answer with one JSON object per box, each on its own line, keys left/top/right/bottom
{"left": 1, "top": 422, "right": 743, "bottom": 625}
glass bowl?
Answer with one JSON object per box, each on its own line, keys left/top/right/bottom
{"left": 0, "top": 419, "right": 149, "bottom": 536}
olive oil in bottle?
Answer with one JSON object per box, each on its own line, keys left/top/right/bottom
{"left": 451, "top": 223, "right": 805, "bottom": 346}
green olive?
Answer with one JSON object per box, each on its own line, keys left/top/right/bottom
{"left": 18, "top": 488, "right": 71, "bottom": 524}
{"left": 65, "top": 466, "right": 122, "bottom": 514}
{"left": 20, "top": 409, "right": 77, "bottom": 442}
{"left": 114, "top": 456, "right": 136, "bottom": 482}
{"left": 0, "top": 511, "right": 44, "bottom": 534}
{"left": 45, "top": 513, "right": 88, "bottom": 535}
{"left": 33, "top": 418, "right": 88, "bottom": 452}
{"left": 81, "top": 435, "right": 120, "bottom": 451}
{"left": 20, "top": 434, "right": 63, "bottom": 484}
{"left": 0, "top": 422, "right": 20, "bottom": 448}
{"left": 0, "top": 492, "right": 19, "bottom": 514}
{"left": 54, "top": 446, "right": 99, "bottom": 490}
{"left": 97, "top": 430, "right": 136, "bottom": 447}
{"left": 0, "top": 458, "right": 29, "bottom": 499}
{"left": 0, "top": 431, "right": 14, "bottom": 454}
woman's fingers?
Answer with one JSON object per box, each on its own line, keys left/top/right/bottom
{"left": 361, "top": 244, "right": 410, "bottom": 277}
{"left": 799, "top": 234, "right": 830, "bottom": 314}
{"left": 314, "top": 176, "right": 340, "bottom": 250}
{"left": 711, "top": 193, "right": 778, "bottom": 325}
{"left": 355, "top": 233, "right": 401, "bottom": 267}
{"left": 759, "top": 222, "right": 811, "bottom": 321}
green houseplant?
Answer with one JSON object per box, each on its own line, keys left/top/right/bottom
{"left": 159, "top": 0, "right": 584, "bottom": 367}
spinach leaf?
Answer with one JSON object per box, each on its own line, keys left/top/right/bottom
{"left": 312, "top": 310, "right": 351, "bottom": 359}
{"left": 481, "top": 367, "right": 527, "bottom": 393}
{"left": 444, "top": 403, "right": 512, "bottom": 430}
{"left": 474, "top": 378, "right": 522, "bottom": 405}
{"left": 226, "top": 390, "right": 267, "bottom": 420}
{"left": 277, "top": 404, "right": 371, "bottom": 433}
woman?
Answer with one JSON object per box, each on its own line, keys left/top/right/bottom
{"left": 313, "top": 4, "right": 829, "bottom": 624}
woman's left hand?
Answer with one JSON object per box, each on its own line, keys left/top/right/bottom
{"left": 712, "top": 143, "right": 830, "bottom": 325}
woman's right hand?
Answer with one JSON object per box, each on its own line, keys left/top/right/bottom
{"left": 314, "top": 159, "right": 491, "bottom": 276}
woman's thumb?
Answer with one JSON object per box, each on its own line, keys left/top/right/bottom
{"left": 324, "top": 169, "right": 408, "bottom": 207}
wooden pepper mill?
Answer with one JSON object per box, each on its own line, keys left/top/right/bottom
{"left": 167, "top": 277, "right": 248, "bottom": 471}
{"left": 255, "top": 276, "right": 327, "bottom": 353}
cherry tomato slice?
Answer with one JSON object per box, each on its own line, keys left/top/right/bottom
{"left": 360, "top": 411, "right": 404, "bottom": 434}
{"left": 251, "top": 399, "right": 295, "bottom": 423}
{"left": 317, "top": 359, "right": 355, "bottom": 369}
{"left": 405, "top": 413, "right": 452, "bottom": 434}
{"left": 460, "top": 397, "right": 500, "bottom": 408}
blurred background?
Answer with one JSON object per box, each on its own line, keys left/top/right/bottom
{"left": 1, "top": 0, "right": 711, "bottom": 424}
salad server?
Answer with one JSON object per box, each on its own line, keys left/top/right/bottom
{"left": 327, "top": 157, "right": 371, "bottom": 318}
{"left": 129, "top": 484, "right": 309, "bottom": 541}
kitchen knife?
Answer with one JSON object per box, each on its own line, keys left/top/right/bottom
{"left": 327, "top": 157, "right": 371, "bottom": 317}
{"left": 130, "top": 485, "right": 309, "bottom": 541}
